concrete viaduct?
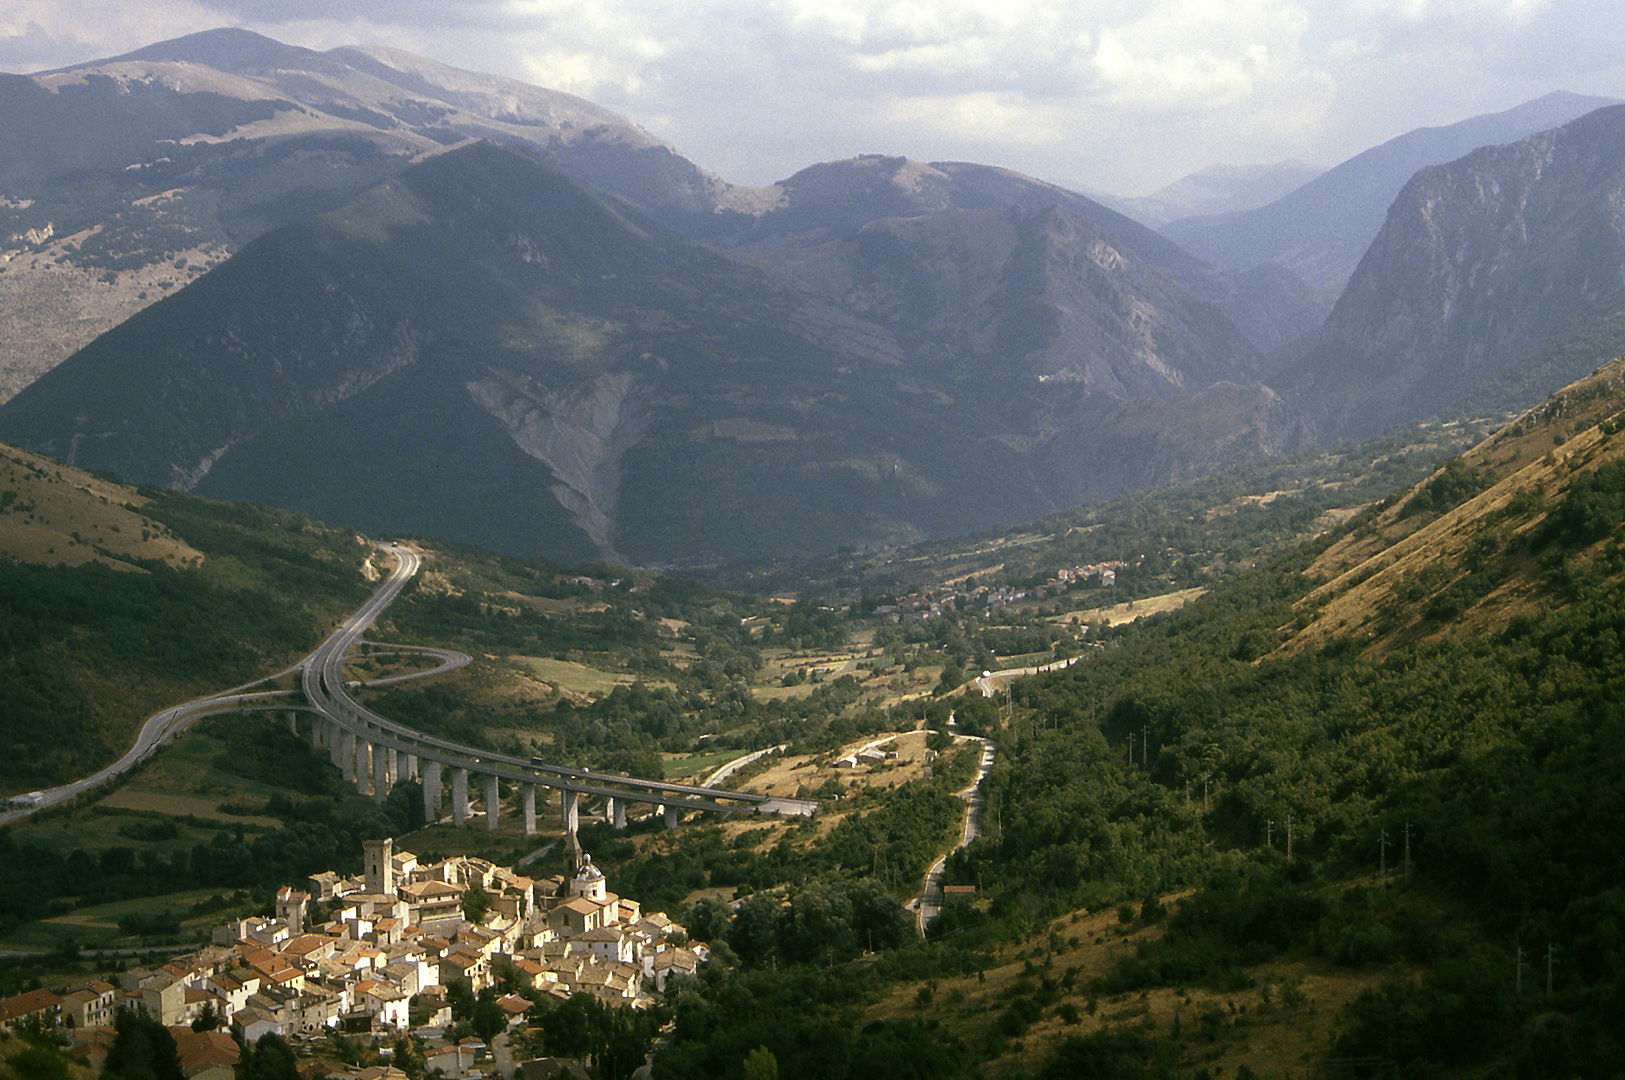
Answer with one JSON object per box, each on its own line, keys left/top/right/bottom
{"left": 292, "top": 544, "right": 815, "bottom": 847}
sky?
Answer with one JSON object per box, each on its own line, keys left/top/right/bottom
{"left": 2, "top": 0, "right": 1623, "bottom": 197}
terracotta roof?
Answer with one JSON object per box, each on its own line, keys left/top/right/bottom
{"left": 171, "top": 1027, "right": 240, "bottom": 1076}
{"left": 557, "top": 897, "right": 599, "bottom": 916}
{"left": 0, "top": 988, "right": 63, "bottom": 1021}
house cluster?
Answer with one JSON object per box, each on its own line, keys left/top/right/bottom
{"left": 876, "top": 562, "right": 1124, "bottom": 622}
{"left": 10, "top": 840, "right": 698, "bottom": 1072}
{"left": 834, "top": 738, "right": 899, "bottom": 770}
{"left": 0, "top": 983, "right": 237, "bottom": 1080}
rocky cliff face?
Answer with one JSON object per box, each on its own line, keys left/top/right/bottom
{"left": 1284, "top": 104, "right": 1625, "bottom": 437}
{"left": 721, "top": 155, "right": 1308, "bottom": 397}
{"left": 1162, "top": 91, "right": 1617, "bottom": 295}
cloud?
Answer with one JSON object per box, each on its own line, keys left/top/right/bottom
{"left": 1, "top": 0, "right": 1621, "bottom": 195}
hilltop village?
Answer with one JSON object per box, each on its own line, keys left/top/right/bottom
{"left": 0, "top": 840, "right": 697, "bottom": 1076}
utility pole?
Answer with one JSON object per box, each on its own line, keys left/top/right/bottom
{"left": 1516, "top": 945, "right": 1526, "bottom": 995}
{"left": 1380, "top": 829, "right": 1389, "bottom": 885}
{"left": 1547, "top": 944, "right": 1559, "bottom": 998}
{"left": 1286, "top": 815, "right": 1294, "bottom": 861}
{"left": 1404, "top": 822, "right": 1413, "bottom": 885}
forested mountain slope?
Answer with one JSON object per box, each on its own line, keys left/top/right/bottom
{"left": 907, "top": 358, "right": 1625, "bottom": 1077}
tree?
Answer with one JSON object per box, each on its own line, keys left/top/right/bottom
{"left": 445, "top": 978, "right": 475, "bottom": 1021}
{"left": 241, "top": 1033, "right": 298, "bottom": 1080}
{"left": 190, "top": 1000, "right": 221, "bottom": 1032}
{"left": 391, "top": 1034, "right": 427, "bottom": 1080}
{"left": 103, "top": 1008, "right": 184, "bottom": 1080}
{"left": 742, "top": 1046, "right": 779, "bottom": 1080}
{"left": 726, "top": 893, "right": 781, "bottom": 968}
{"left": 682, "top": 896, "right": 730, "bottom": 946}
{"left": 9, "top": 1046, "right": 71, "bottom": 1080}
{"left": 471, "top": 999, "right": 508, "bottom": 1044}
{"left": 541, "top": 994, "right": 595, "bottom": 1059}
{"left": 463, "top": 882, "right": 492, "bottom": 924}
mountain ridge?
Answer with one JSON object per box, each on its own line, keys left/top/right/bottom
{"left": 0, "top": 27, "right": 741, "bottom": 403}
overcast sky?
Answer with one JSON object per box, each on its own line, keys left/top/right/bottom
{"left": 3, "top": 0, "right": 1623, "bottom": 196}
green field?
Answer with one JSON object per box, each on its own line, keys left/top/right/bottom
{"left": 662, "top": 747, "right": 746, "bottom": 782}
{"left": 509, "top": 655, "right": 658, "bottom": 695}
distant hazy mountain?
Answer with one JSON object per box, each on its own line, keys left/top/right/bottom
{"left": 1282, "top": 104, "right": 1625, "bottom": 438}
{"left": 1095, "top": 160, "right": 1325, "bottom": 228}
{"left": 1162, "top": 92, "right": 1618, "bottom": 293}
{"left": 0, "top": 27, "right": 734, "bottom": 402}
{"left": 0, "top": 144, "right": 1294, "bottom": 567}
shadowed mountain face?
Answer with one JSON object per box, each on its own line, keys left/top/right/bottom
{"left": 1283, "top": 104, "right": 1625, "bottom": 439}
{"left": 0, "top": 144, "right": 1295, "bottom": 566}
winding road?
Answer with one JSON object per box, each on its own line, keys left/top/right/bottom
{"left": 914, "top": 733, "right": 996, "bottom": 933}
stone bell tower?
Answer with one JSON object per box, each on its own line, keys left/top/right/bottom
{"left": 364, "top": 837, "right": 395, "bottom": 896}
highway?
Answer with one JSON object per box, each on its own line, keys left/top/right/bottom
{"left": 0, "top": 683, "right": 299, "bottom": 826}
{"left": 296, "top": 544, "right": 808, "bottom": 814}
{"left": 5, "top": 541, "right": 808, "bottom": 826}
{"left": 973, "top": 654, "right": 1080, "bottom": 699}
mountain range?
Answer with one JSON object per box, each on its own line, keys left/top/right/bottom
{"left": 1093, "top": 160, "right": 1326, "bottom": 229}
{"left": 1283, "top": 103, "right": 1625, "bottom": 438}
{"left": 0, "top": 141, "right": 1298, "bottom": 567}
{"left": 6, "top": 30, "right": 1625, "bottom": 565}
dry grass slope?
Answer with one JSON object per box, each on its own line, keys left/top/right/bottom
{"left": 1286, "top": 355, "right": 1625, "bottom": 655}
{"left": 0, "top": 442, "right": 202, "bottom": 569}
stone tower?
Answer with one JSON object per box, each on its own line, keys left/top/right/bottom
{"left": 275, "top": 886, "right": 308, "bottom": 935}
{"left": 364, "top": 837, "right": 395, "bottom": 896}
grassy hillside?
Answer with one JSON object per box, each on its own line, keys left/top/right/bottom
{"left": 0, "top": 446, "right": 373, "bottom": 790}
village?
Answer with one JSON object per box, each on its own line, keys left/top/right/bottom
{"left": 871, "top": 561, "right": 1123, "bottom": 622}
{"left": 0, "top": 839, "right": 698, "bottom": 1080}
